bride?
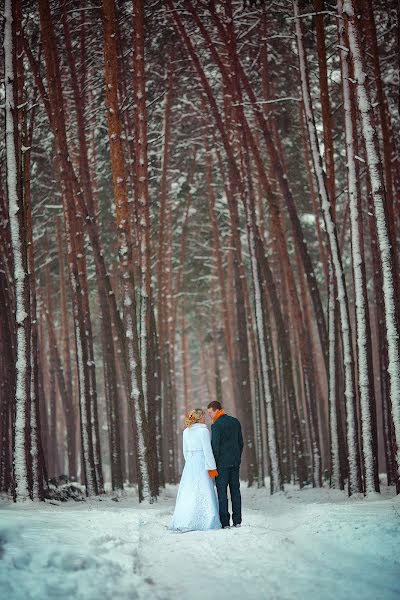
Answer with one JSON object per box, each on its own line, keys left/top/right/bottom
{"left": 170, "top": 408, "right": 221, "bottom": 532}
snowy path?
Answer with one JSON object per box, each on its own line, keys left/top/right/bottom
{"left": 1, "top": 484, "right": 399, "bottom": 600}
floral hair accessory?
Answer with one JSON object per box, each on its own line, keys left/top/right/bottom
{"left": 185, "top": 408, "right": 204, "bottom": 428}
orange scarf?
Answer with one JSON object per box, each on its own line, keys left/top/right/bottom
{"left": 212, "top": 409, "right": 225, "bottom": 424}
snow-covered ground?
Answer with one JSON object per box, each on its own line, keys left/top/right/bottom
{"left": 0, "top": 482, "right": 399, "bottom": 600}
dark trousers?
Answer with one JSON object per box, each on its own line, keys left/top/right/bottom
{"left": 215, "top": 466, "right": 241, "bottom": 527}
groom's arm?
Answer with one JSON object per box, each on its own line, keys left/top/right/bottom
{"left": 238, "top": 422, "right": 244, "bottom": 457}
{"left": 211, "top": 423, "right": 221, "bottom": 464}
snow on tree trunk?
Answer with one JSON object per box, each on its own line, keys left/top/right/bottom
{"left": 155, "top": 61, "right": 178, "bottom": 484}
{"left": 4, "top": 0, "right": 30, "bottom": 502}
{"left": 337, "top": 2, "right": 379, "bottom": 494}
{"left": 29, "top": 342, "right": 39, "bottom": 500}
{"left": 24, "top": 88, "right": 44, "bottom": 500}
{"left": 328, "top": 268, "right": 342, "bottom": 489}
{"left": 293, "top": 0, "right": 362, "bottom": 495}
{"left": 132, "top": 0, "right": 159, "bottom": 497}
{"left": 342, "top": 0, "right": 400, "bottom": 487}
{"left": 367, "top": 199, "right": 396, "bottom": 485}
{"left": 26, "top": 199, "right": 41, "bottom": 501}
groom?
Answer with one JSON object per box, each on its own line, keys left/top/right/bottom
{"left": 207, "top": 401, "right": 243, "bottom": 529}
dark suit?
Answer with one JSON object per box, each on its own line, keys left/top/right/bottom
{"left": 211, "top": 414, "right": 243, "bottom": 527}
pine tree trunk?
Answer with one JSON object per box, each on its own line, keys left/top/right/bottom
{"left": 368, "top": 194, "right": 396, "bottom": 485}
{"left": 0, "top": 263, "right": 15, "bottom": 493}
{"left": 132, "top": 0, "right": 159, "bottom": 497}
{"left": 338, "top": 11, "right": 380, "bottom": 493}
{"left": 102, "top": 0, "right": 153, "bottom": 501}
{"left": 4, "top": 0, "right": 32, "bottom": 502}
{"left": 156, "top": 56, "right": 177, "bottom": 484}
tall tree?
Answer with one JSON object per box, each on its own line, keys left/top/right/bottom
{"left": 337, "top": 3, "right": 380, "bottom": 493}
{"left": 102, "top": 0, "right": 154, "bottom": 501}
{"left": 4, "top": 0, "right": 31, "bottom": 501}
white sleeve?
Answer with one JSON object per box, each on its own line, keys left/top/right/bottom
{"left": 183, "top": 428, "right": 188, "bottom": 462}
{"left": 200, "top": 427, "right": 217, "bottom": 470}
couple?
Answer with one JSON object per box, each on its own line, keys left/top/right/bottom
{"left": 170, "top": 401, "right": 243, "bottom": 532}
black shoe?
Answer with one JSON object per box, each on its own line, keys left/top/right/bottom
{"left": 233, "top": 524, "right": 241, "bottom": 528}
{"left": 222, "top": 525, "right": 230, "bottom": 529}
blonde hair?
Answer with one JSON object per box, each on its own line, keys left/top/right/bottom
{"left": 185, "top": 408, "right": 205, "bottom": 428}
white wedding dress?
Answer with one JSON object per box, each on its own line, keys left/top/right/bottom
{"left": 170, "top": 423, "right": 221, "bottom": 532}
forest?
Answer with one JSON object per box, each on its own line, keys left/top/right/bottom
{"left": 1, "top": 0, "right": 399, "bottom": 504}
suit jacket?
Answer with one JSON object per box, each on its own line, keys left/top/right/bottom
{"left": 211, "top": 414, "right": 244, "bottom": 469}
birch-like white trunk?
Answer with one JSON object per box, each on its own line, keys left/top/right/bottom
{"left": 30, "top": 343, "right": 40, "bottom": 500}
{"left": 4, "top": 0, "right": 30, "bottom": 501}
{"left": 337, "top": 2, "right": 378, "bottom": 494}
{"left": 294, "top": 0, "right": 361, "bottom": 494}
{"left": 140, "top": 290, "right": 148, "bottom": 414}
{"left": 124, "top": 279, "right": 151, "bottom": 501}
{"left": 328, "top": 269, "right": 341, "bottom": 488}
{"left": 342, "top": 0, "right": 400, "bottom": 484}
